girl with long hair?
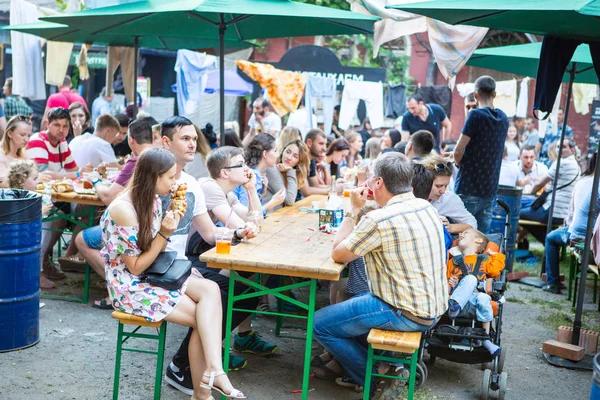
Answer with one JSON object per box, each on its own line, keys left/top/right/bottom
{"left": 381, "top": 129, "right": 402, "bottom": 150}
{"left": 505, "top": 122, "right": 520, "bottom": 162}
{"left": 68, "top": 102, "right": 92, "bottom": 140}
{"left": 0, "top": 115, "right": 33, "bottom": 187}
{"left": 100, "top": 147, "right": 245, "bottom": 399}
{"left": 276, "top": 126, "right": 301, "bottom": 153}
{"left": 234, "top": 133, "right": 285, "bottom": 212}
{"left": 324, "top": 138, "right": 350, "bottom": 184}
{"left": 343, "top": 131, "right": 363, "bottom": 168}
{"left": 264, "top": 139, "right": 310, "bottom": 208}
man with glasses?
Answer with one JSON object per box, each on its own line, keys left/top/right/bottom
{"left": 313, "top": 152, "right": 447, "bottom": 395}
{"left": 26, "top": 107, "right": 93, "bottom": 280}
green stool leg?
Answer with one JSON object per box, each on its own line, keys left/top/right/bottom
{"left": 407, "top": 351, "right": 418, "bottom": 400}
{"left": 113, "top": 322, "right": 124, "bottom": 400}
{"left": 594, "top": 274, "right": 598, "bottom": 304}
{"left": 154, "top": 323, "right": 167, "bottom": 400}
{"left": 275, "top": 275, "right": 284, "bottom": 337}
{"left": 568, "top": 252, "right": 576, "bottom": 301}
{"left": 573, "top": 271, "right": 579, "bottom": 308}
{"left": 363, "top": 345, "right": 375, "bottom": 400}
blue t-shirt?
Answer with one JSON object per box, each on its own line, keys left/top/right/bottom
{"left": 0, "top": 103, "right": 5, "bottom": 118}
{"left": 455, "top": 107, "right": 508, "bottom": 198}
{"left": 401, "top": 104, "right": 447, "bottom": 151}
{"left": 232, "top": 167, "right": 263, "bottom": 207}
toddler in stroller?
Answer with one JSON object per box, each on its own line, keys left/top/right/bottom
{"left": 446, "top": 228, "right": 506, "bottom": 356}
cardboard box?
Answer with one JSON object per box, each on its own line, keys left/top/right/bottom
{"left": 319, "top": 209, "right": 344, "bottom": 233}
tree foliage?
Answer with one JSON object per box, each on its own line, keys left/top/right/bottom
{"left": 295, "top": 0, "right": 350, "bottom": 10}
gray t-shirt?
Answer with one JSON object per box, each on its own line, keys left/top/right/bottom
{"left": 198, "top": 178, "right": 240, "bottom": 225}
{"left": 263, "top": 167, "right": 298, "bottom": 209}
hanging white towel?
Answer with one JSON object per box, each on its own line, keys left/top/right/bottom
{"left": 338, "top": 81, "right": 384, "bottom": 130}
{"left": 10, "top": 0, "right": 46, "bottom": 100}
{"left": 175, "top": 50, "right": 217, "bottom": 127}
{"left": 516, "top": 77, "right": 530, "bottom": 118}
{"left": 572, "top": 83, "right": 597, "bottom": 115}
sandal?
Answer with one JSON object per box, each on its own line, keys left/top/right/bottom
{"left": 310, "top": 352, "right": 332, "bottom": 367}
{"left": 58, "top": 255, "right": 86, "bottom": 273}
{"left": 310, "top": 364, "right": 344, "bottom": 380}
{"left": 200, "top": 371, "right": 246, "bottom": 399}
{"left": 92, "top": 298, "right": 113, "bottom": 310}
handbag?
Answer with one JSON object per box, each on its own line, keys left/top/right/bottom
{"left": 139, "top": 251, "right": 192, "bottom": 290}
{"left": 530, "top": 171, "right": 579, "bottom": 211}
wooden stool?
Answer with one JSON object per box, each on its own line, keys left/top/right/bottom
{"left": 363, "top": 329, "right": 422, "bottom": 400}
{"left": 111, "top": 311, "right": 167, "bottom": 400}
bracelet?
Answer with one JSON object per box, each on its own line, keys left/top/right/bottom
{"left": 233, "top": 228, "right": 242, "bottom": 241}
{"left": 75, "top": 171, "right": 81, "bottom": 178}
{"left": 157, "top": 231, "right": 171, "bottom": 242}
{"left": 92, "top": 179, "right": 102, "bottom": 187}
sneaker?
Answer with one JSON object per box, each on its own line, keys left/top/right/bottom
{"left": 335, "top": 375, "right": 363, "bottom": 392}
{"left": 233, "top": 331, "right": 278, "bottom": 356}
{"left": 542, "top": 284, "right": 562, "bottom": 294}
{"left": 164, "top": 362, "right": 193, "bottom": 396}
{"left": 447, "top": 299, "right": 461, "bottom": 319}
{"left": 228, "top": 354, "right": 247, "bottom": 371}
{"left": 42, "top": 256, "right": 66, "bottom": 280}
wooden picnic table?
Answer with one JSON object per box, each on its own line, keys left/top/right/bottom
{"left": 37, "top": 188, "right": 104, "bottom": 303}
{"left": 200, "top": 195, "right": 345, "bottom": 400}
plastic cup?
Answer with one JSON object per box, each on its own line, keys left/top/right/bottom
{"left": 106, "top": 167, "right": 119, "bottom": 179}
{"left": 343, "top": 182, "right": 355, "bottom": 198}
{"left": 215, "top": 227, "right": 233, "bottom": 254}
{"left": 311, "top": 201, "right": 320, "bottom": 211}
{"left": 247, "top": 210, "right": 263, "bottom": 233}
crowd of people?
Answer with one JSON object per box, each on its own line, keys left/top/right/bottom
{"left": 1, "top": 72, "right": 599, "bottom": 399}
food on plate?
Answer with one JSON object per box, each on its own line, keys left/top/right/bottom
{"left": 170, "top": 183, "right": 187, "bottom": 214}
{"left": 36, "top": 183, "right": 45, "bottom": 191}
{"left": 51, "top": 179, "right": 74, "bottom": 193}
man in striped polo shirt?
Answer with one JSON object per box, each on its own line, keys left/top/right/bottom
{"left": 26, "top": 107, "right": 92, "bottom": 280}
{"left": 313, "top": 152, "right": 447, "bottom": 391}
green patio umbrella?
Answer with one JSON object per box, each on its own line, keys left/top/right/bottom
{"left": 389, "top": 0, "right": 600, "bottom": 357}
{"left": 467, "top": 42, "right": 598, "bottom": 84}
{"left": 386, "top": 0, "right": 600, "bottom": 42}
{"left": 4, "top": 21, "right": 252, "bottom": 50}
{"left": 40, "top": 0, "right": 378, "bottom": 144}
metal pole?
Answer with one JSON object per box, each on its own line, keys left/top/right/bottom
{"left": 572, "top": 151, "right": 600, "bottom": 345}
{"left": 219, "top": 15, "right": 226, "bottom": 146}
{"left": 133, "top": 36, "right": 139, "bottom": 119}
{"left": 541, "top": 65, "right": 576, "bottom": 276}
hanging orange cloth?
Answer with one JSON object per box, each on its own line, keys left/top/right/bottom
{"left": 236, "top": 60, "right": 306, "bottom": 117}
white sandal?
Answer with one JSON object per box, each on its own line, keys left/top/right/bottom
{"left": 199, "top": 371, "right": 246, "bottom": 399}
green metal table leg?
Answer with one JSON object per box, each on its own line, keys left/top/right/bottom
{"left": 221, "top": 271, "right": 236, "bottom": 400}
{"left": 113, "top": 322, "right": 124, "bottom": 400}
{"left": 301, "top": 279, "right": 317, "bottom": 400}
{"left": 154, "top": 323, "right": 167, "bottom": 400}
{"left": 275, "top": 275, "right": 285, "bottom": 336}
{"left": 363, "top": 345, "right": 374, "bottom": 400}
{"left": 568, "top": 252, "right": 575, "bottom": 301}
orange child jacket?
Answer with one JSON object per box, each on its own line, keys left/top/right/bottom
{"left": 446, "top": 253, "right": 506, "bottom": 282}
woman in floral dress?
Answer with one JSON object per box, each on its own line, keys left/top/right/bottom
{"left": 100, "top": 147, "right": 245, "bottom": 400}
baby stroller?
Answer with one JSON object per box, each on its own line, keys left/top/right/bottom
{"left": 424, "top": 199, "right": 511, "bottom": 400}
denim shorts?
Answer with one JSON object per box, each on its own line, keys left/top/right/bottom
{"left": 82, "top": 225, "right": 103, "bottom": 250}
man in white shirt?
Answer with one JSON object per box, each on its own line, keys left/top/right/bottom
{"left": 91, "top": 87, "right": 113, "bottom": 125}
{"left": 499, "top": 146, "right": 520, "bottom": 187}
{"left": 515, "top": 145, "right": 549, "bottom": 208}
{"left": 242, "top": 97, "right": 282, "bottom": 146}
{"left": 69, "top": 114, "right": 121, "bottom": 168}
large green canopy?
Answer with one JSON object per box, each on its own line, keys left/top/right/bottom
{"left": 3, "top": 21, "right": 251, "bottom": 50}
{"left": 467, "top": 42, "right": 598, "bottom": 84}
{"left": 41, "top": 0, "right": 378, "bottom": 39}
{"left": 387, "top": 0, "right": 600, "bottom": 42}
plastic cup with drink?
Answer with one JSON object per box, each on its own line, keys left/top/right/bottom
{"left": 343, "top": 182, "right": 356, "bottom": 198}
{"left": 247, "top": 210, "right": 263, "bottom": 233}
{"left": 215, "top": 227, "right": 233, "bottom": 254}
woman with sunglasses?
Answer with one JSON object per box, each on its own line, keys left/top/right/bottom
{"left": 0, "top": 115, "right": 33, "bottom": 186}
{"left": 418, "top": 155, "right": 477, "bottom": 234}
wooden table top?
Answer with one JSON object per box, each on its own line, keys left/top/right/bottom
{"left": 200, "top": 195, "right": 346, "bottom": 281}
{"left": 37, "top": 190, "right": 105, "bottom": 207}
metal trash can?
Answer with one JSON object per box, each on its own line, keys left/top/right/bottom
{"left": 490, "top": 186, "right": 522, "bottom": 272}
{"left": 592, "top": 353, "right": 600, "bottom": 399}
{"left": 0, "top": 189, "right": 42, "bottom": 352}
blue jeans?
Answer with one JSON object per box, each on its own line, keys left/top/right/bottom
{"left": 313, "top": 293, "right": 435, "bottom": 386}
{"left": 450, "top": 275, "right": 493, "bottom": 322}
{"left": 458, "top": 195, "right": 494, "bottom": 234}
{"left": 545, "top": 226, "right": 570, "bottom": 287}
{"left": 82, "top": 225, "right": 103, "bottom": 250}
{"left": 520, "top": 205, "right": 549, "bottom": 224}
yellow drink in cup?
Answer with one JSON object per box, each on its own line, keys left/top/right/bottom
{"left": 215, "top": 227, "right": 233, "bottom": 254}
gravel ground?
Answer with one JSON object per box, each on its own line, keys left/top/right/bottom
{"left": 1, "top": 264, "right": 597, "bottom": 399}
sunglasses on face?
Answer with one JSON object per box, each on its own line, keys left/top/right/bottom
{"left": 223, "top": 162, "right": 246, "bottom": 170}
{"left": 434, "top": 162, "right": 453, "bottom": 172}
{"left": 15, "top": 115, "right": 32, "bottom": 123}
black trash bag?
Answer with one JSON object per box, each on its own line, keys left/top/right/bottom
{"left": 0, "top": 189, "right": 42, "bottom": 223}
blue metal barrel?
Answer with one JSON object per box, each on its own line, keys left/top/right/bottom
{"left": 0, "top": 189, "right": 42, "bottom": 352}
{"left": 489, "top": 186, "right": 522, "bottom": 272}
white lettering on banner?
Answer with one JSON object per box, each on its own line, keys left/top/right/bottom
{"left": 291, "top": 70, "right": 370, "bottom": 86}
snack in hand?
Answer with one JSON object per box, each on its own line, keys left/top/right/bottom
{"left": 170, "top": 183, "right": 188, "bottom": 214}
{"left": 36, "top": 183, "right": 46, "bottom": 191}
{"left": 51, "top": 179, "right": 74, "bottom": 193}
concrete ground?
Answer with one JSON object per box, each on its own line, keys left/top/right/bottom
{"left": 1, "top": 263, "right": 597, "bottom": 400}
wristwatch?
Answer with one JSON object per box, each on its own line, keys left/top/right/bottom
{"left": 92, "top": 179, "right": 102, "bottom": 187}
{"left": 344, "top": 211, "right": 358, "bottom": 222}
{"left": 233, "top": 228, "right": 243, "bottom": 240}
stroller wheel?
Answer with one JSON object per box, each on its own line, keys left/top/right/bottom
{"left": 497, "top": 347, "right": 507, "bottom": 374}
{"left": 481, "top": 369, "right": 492, "bottom": 400}
{"left": 497, "top": 372, "right": 508, "bottom": 400}
{"left": 425, "top": 352, "right": 436, "bottom": 366}
{"left": 415, "top": 362, "right": 428, "bottom": 387}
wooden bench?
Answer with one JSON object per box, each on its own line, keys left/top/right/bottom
{"left": 363, "top": 329, "right": 422, "bottom": 400}
{"left": 111, "top": 311, "right": 167, "bottom": 400}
